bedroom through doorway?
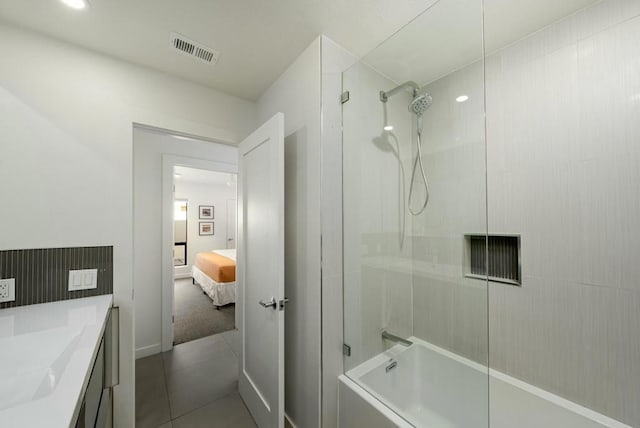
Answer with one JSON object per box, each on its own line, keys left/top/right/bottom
{"left": 172, "top": 166, "right": 238, "bottom": 345}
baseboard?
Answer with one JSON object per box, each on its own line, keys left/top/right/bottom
{"left": 136, "top": 343, "right": 162, "bottom": 359}
{"left": 173, "top": 272, "right": 191, "bottom": 280}
{"left": 285, "top": 413, "right": 297, "bottom": 428}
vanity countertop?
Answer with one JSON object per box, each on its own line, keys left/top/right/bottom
{"left": 0, "top": 295, "right": 113, "bottom": 428}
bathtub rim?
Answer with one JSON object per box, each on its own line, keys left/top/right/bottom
{"left": 342, "top": 336, "right": 632, "bottom": 428}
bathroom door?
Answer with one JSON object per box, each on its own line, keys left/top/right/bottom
{"left": 237, "top": 112, "right": 285, "bottom": 428}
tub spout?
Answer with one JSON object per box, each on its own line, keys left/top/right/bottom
{"left": 381, "top": 330, "right": 413, "bottom": 347}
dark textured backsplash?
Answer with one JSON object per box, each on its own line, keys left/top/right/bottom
{"left": 0, "top": 246, "right": 113, "bottom": 309}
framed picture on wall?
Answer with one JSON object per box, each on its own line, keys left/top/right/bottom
{"left": 199, "top": 222, "right": 214, "bottom": 236}
{"left": 199, "top": 205, "right": 214, "bottom": 219}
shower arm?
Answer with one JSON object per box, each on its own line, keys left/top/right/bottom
{"left": 380, "top": 81, "right": 420, "bottom": 103}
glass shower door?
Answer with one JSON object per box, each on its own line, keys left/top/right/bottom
{"left": 341, "top": 0, "right": 488, "bottom": 426}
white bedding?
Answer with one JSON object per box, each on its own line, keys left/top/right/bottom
{"left": 192, "top": 265, "right": 236, "bottom": 307}
{"left": 211, "top": 248, "right": 236, "bottom": 262}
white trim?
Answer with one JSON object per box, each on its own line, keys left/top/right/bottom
{"left": 135, "top": 343, "right": 162, "bottom": 359}
{"left": 161, "top": 154, "right": 237, "bottom": 352}
{"left": 173, "top": 272, "right": 191, "bottom": 280}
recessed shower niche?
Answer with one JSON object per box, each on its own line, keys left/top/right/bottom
{"left": 464, "top": 234, "right": 521, "bottom": 285}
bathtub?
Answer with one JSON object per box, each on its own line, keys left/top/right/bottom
{"left": 338, "top": 337, "right": 631, "bottom": 428}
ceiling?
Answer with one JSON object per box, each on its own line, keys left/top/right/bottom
{"left": 0, "top": 0, "right": 600, "bottom": 101}
{"left": 0, "top": 0, "right": 435, "bottom": 100}
{"left": 174, "top": 166, "right": 235, "bottom": 186}
{"left": 363, "top": 0, "right": 601, "bottom": 87}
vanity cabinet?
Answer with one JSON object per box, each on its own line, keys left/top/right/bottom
{"left": 75, "top": 307, "right": 119, "bottom": 428}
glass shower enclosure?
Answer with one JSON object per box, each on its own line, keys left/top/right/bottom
{"left": 341, "top": 0, "right": 488, "bottom": 426}
{"left": 340, "top": 0, "right": 640, "bottom": 427}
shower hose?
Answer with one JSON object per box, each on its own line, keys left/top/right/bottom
{"left": 408, "top": 119, "right": 430, "bottom": 216}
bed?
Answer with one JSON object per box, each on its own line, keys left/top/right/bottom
{"left": 192, "top": 249, "right": 236, "bottom": 308}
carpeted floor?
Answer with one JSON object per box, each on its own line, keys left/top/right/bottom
{"left": 173, "top": 278, "right": 236, "bottom": 345}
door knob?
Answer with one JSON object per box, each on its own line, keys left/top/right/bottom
{"left": 258, "top": 297, "right": 277, "bottom": 309}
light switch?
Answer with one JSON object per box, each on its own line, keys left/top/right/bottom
{"left": 72, "top": 272, "right": 82, "bottom": 287}
{"left": 68, "top": 269, "right": 98, "bottom": 291}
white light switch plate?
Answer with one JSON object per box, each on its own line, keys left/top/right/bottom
{"left": 68, "top": 269, "right": 98, "bottom": 291}
{"left": 0, "top": 278, "right": 16, "bottom": 303}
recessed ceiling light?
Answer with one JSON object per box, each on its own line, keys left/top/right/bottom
{"left": 60, "top": 0, "right": 88, "bottom": 10}
{"left": 174, "top": 173, "right": 181, "bottom": 178}
{"left": 383, "top": 125, "right": 394, "bottom": 131}
{"left": 456, "top": 95, "right": 469, "bottom": 103}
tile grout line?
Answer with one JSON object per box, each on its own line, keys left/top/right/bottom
{"left": 163, "top": 332, "right": 243, "bottom": 424}
{"left": 159, "top": 353, "right": 174, "bottom": 424}
{"left": 136, "top": 333, "right": 250, "bottom": 428}
{"left": 169, "top": 390, "right": 241, "bottom": 423}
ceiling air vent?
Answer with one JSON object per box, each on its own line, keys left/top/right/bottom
{"left": 169, "top": 32, "right": 220, "bottom": 66}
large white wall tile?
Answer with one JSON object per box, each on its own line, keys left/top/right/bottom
{"left": 485, "top": 3, "right": 640, "bottom": 425}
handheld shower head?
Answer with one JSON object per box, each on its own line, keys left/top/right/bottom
{"left": 379, "top": 82, "right": 432, "bottom": 216}
{"left": 409, "top": 93, "right": 433, "bottom": 116}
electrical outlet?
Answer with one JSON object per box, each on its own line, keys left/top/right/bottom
{"left": 0, "top": 278, "right": 16, "bottom": 303}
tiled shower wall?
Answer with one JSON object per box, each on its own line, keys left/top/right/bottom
{"left": 411, "top": 58, "right": 488, "bottom": 365}
{"left": 413, "top": 1, "right": 640, "bottom": 426}
{"left": 485, "top": 2, "right": 640, "bottom": 425}
{"left": 0, "top": 246, "right": 113, "bottom": 309}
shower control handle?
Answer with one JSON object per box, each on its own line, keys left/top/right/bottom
{"left": 259, "top": 297, "right": 277, "bottom": 309}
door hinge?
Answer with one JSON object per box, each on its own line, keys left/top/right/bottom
{"left": 172, "top": 315, "right": 174, "bottom": 323}
{"left": 343, "top": 343, "right": 351, "bottom": 357}
{"left": 341, "top": 91, "right": 350, "bottom": 104}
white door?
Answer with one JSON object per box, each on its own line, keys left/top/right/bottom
{"left": 237, "top": 113, "right": 285, "bottom": 428}
{"left": 226, "top": 199, "right": 237, "bottom": 249}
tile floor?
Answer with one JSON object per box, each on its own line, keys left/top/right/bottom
{"left": 136, "top": 329, "right": 255, "bottom": 428}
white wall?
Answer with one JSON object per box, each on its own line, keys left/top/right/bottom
{"left": 256, "top": 37, "right": 322, "bottom": 428}
{"left": 0, "top": 22, "right": 255, "bottom": 427}
{"left": 134, "top": 128, "right": 238, "bottom": 357}
{"left": 174, "top": 180, "right": 237, "bottom": 274}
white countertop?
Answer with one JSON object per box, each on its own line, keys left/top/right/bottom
{"left": 0, "top": 295, "right": 113, "bottom": 428}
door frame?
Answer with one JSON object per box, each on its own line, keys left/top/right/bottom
{"left": 161, "top": 154, "right": 237, "bottom": 352}
{"left": 225, "top": 198, "right": 237, "bottom": 249}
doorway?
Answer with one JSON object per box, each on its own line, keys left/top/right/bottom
{"left": 133, "top": 126, "right": 254, "bottom": 427}
{"left": 171, "top": 166, "right": 238, "bottom": 346}
{"left": 133, "top": 114, "right": 285, "bottom": 427}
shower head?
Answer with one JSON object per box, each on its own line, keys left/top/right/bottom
{"left": 409, "top": 93, "right": 433, "bottom": 116}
